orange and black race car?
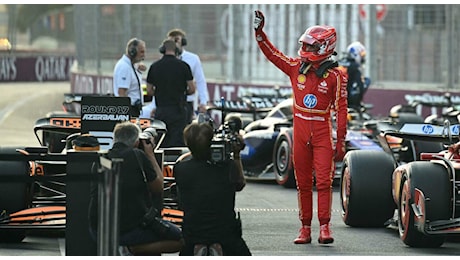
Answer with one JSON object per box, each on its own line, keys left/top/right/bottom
{"left": 0, "top": 104, "right": 184, "bottom": 243}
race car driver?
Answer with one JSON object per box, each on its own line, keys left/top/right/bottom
{"left": 253, "top": 10, "right": 348, "bottom": 245}
{"left": 338, "top": 41, "right": 370, "bottom": 111}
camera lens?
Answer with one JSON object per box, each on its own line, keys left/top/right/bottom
{"left": 143, "top": 127, "right": 157, "bottom": 138}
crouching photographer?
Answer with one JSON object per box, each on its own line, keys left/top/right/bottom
{"left": 173, "top": 117, "right": 252, "bottom": 256}
{"left": 88, "top": 121, "right": 183, "bottom": 256}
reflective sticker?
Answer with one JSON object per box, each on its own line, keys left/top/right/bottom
{"left": 303, "top": 94, "right": 317, "bottom": 108}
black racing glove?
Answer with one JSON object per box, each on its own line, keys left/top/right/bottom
{"left": 254, "top": 10, "right": 265, "bottom": 32}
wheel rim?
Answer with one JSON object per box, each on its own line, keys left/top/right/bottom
{"left": 341, "top": 166, "right": 351, "bottom": 218}
{"left": 275, "top": 140, "right": 289, "bottom": 177}
{"left": 398, "top": 179, "right": 410, "bottom": 239}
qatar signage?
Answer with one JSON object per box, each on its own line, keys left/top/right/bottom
{"left": 0, "top": 55, "right": 74, "bottom": 82}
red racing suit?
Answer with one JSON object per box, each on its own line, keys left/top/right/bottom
{"left": 255, "top": 31, "right": 348, "bottom": 226}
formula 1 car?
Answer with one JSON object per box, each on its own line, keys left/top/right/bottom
{"left": 240, "top": 98, "right": 382, "bottom": 188}
{"left": 0, "top": 100, "right": 183, "bottom": 243}
{"left": 340, "top": 121, "right": 458, "bottom": 248}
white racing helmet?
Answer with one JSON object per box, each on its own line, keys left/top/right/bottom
{"left": 346, "top": 41, "right": 366, "bottom": 65}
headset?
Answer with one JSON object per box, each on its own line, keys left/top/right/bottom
{"left": 128, "top": 38, "right": 139, "bottom": 58}
{"left": 159, "top": 39, "right": 181, "bottom": 56}
{"left": 178, "top": 37, "right": 187, "bottom": 47}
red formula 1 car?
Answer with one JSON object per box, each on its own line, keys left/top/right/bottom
{"left": 340, "top": 121, "right": 460, "bottom": 247}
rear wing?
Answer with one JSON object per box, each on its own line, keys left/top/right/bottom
{"left": 33, "top": 115, "right": 167, "bottom": 153}
{"left": 383, "top": 123, "right": 459, "bottom": 144}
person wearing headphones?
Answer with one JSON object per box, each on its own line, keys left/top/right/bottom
{"left": 143, "top": 29, "right": 209, "bottom": 123}
{"left": 167, "top": 29, "right": 209, "bottom": 124}
{"left": 113, "top": 38, "right": 146, "bottom": 117}
{"left": 146, "top": 39, "right": 196, "bottom": 148}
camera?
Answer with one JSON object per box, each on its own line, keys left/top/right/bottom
{"left": 138, "top": 127, "right": 157, "bottom": 150}
{"left": 210, "top": 115, "right": 245, "bottom": 163}
{"left": 133, "top": 99, "right": 143, "bottom": 112}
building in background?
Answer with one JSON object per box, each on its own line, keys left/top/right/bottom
{"left": 0, "top": 4, "right": 459, "bottom": 90}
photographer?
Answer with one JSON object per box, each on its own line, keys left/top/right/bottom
{"left": 173, "top": 120, "right": 251, "bottom": 256}
{"left": 88, "top": 121, "right": 183, "bottom": 255}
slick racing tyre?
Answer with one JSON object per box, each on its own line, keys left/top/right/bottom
{"left": 0, "top": 147, "right": 30, "bottom": 242}
{"left": 340, "top": 150, "right": 396, "bottom": 227}
{"left": 273, "top": 130, "right": 296, "bottom": 188}
{"left": 398, "top": 162, "right": 449, "bottom": 248}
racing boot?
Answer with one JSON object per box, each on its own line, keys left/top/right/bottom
{"left": 318, "top": 224, "right": 334, "bottom": 244}
{"left": 293, "top": 225, "right": 311, "bottom": 244}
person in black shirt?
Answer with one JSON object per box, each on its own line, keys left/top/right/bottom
{"left": 173, "top": 121, "right": 251, "bottom": 256}
{"left": 146, "top": 39, "right": 196, "bottom": 148}
{"left": 88, "top": 121, "right": 183, "bottom": 255}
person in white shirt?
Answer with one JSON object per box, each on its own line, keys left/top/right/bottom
{"left": 113, "top": 38, "right": 146, "bottom": 117}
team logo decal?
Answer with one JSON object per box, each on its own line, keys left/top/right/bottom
{"left": 303, "top": 94, "right": 317, "bottom": 108}
{"left": 297, "top": 74, "right": 306, "bottom": 90}
{"left": 421, "top": 125, "right": 434, "bottom": 134}
{"left": 297, "top": 74, "right": 306, "bottom": 84}
{"left": 452, "top": 125, "right": 460, "bottom": 135}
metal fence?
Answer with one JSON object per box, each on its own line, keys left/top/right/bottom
{"left": 2, "top": 4, "right": 460, "bottom": 89}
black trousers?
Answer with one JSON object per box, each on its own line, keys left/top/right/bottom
{"left": 185, "top": 101, "right": 194, "bottom": 124}
{"left": 155, "top": 105, "right": 187, "bottom": 148}
{"left": 130, "top": 105, "right": 141, "bottom": 118}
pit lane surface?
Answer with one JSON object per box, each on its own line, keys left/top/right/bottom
{"left": 1, "top": 82, "right": 460, "bottom": 256}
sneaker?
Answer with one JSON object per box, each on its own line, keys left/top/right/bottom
{"left": 193, "top": 244, "right": 208, "bottom": 256}
{"left": 318, "top": 224, "right": 334, "bottom": 244}
{"left": 293, "top": 225, "right": 311, "bottom": 244}
{"left": 208, "top": 243, "right": 223, "bottom": 256}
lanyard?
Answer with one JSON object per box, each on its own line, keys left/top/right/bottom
{"left": 131, "top": 64, "right": 143, "bottom": 105}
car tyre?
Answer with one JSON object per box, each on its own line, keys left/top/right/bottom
{"left": 398, "top": 162, "right": 449, "bottom": 248}
{"left": 273, "top": 130, "right": 296, "bottom": 188}
{"left": 340, "top": 150, "right": 396, "bottom": 227}
{"left": 0, "top": 148, "right": 30, "bottom": 242}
